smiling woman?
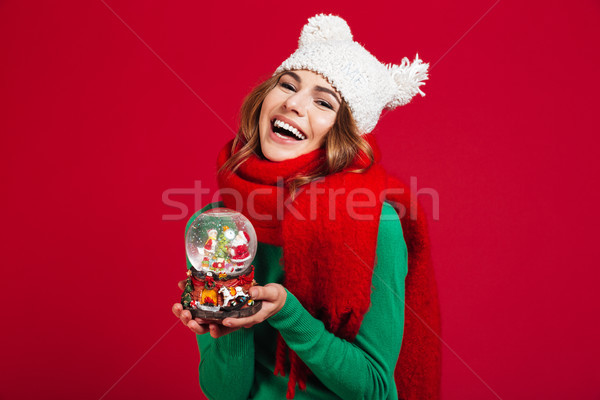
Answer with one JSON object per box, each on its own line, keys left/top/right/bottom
{"left": 172, "top": 13, "right": 440, "bottom": 400}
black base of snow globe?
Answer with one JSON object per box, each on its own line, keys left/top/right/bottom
{"left": 189, "top": 300, "right": 262, "bottom": 321}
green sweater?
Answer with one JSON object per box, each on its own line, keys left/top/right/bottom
{"left": 186, "top": 202, "right": 407, "bottom": 400}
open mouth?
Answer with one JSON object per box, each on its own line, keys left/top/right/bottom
{"left": 271, "top": 118, "right": 306, "bottom": 141}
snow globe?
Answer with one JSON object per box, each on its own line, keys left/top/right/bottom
{"left": 182, "top": 208, "right": 261, "bottom": 320}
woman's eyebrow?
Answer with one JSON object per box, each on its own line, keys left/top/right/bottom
{"left": 314, "top": 86, "right": 341, "bottom": 105}
{"left": 283, "top": 71, "right": 341, "bottom": 105}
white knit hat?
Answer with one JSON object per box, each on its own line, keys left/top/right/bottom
{"left": 274, "top": 14, "right": 429, "bottom": 134}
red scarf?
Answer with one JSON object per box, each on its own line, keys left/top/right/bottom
{"left": 217, "top": 134, "right": 441, "bottom": 399}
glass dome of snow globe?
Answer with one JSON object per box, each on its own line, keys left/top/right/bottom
{"left": 186, "top": 208, "right": 258, "bottom": 274}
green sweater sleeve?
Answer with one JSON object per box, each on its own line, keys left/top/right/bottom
{"left": 186, "top": 202, "right": 256, "bottom": 400}
{"left": 268, "top": 203, "right": 407, "bottom": 399}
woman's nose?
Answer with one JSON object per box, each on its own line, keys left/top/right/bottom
{"left": 283, "top": 91, "right": 309, "bottom": 116}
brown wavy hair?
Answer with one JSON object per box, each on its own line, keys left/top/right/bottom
{"left": 220, "top": 70, "right": 374, "bottom": 196}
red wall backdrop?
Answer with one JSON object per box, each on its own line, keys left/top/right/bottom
{"left": 1, "top": 1, "right": 599, "bottom": 399}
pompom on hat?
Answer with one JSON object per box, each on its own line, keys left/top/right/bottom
{"left": 274, "top": 14, "right": 429, "bottom": 134}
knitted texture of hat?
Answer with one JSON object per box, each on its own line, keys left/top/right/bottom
{"left": 274, "top": 14, "right": 429, "bottom": 134}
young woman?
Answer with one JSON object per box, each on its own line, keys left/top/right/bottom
{"left": 172, "top": 14, "right": 440, "bottom": 400}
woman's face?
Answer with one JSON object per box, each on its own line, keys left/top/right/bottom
{"left": 259, "top": 69, "right": 341, "bottom": 162}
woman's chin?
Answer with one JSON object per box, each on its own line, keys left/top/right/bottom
{"left": 262, "top": 145, "right": 301, "bottom": 162}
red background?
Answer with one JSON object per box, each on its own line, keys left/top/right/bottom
{"left": 1, "top": 1, "right": 599, "bottom": 399}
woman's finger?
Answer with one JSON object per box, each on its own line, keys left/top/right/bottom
{"left": 173, "top": 303, "right": 195, "bottom": 329}
{"left": 208, "top": 323, "right": 240, "bottom": 339}
{"left": 187, "top": 319, "right": 209, "bottom": 335}
{"left": 249, "top": 284, "right": 281, "bottom": 302}
{"left": 172, "top": 303, "right": 183, "bottom": 318}
{"left": 222, "top": 309, "right": 267, "bottom": 329}
{"left": 221, "top": 317, "right": 251, "bottom": 329}
{"left": 180, "top": 309, "right": 193, "bottom": 327}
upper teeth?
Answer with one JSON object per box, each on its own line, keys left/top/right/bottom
{"left": 274, "top": 119, "right": 306, "bottom": 140}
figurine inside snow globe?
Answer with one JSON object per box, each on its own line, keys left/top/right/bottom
{"left": 182, "top": 208, "right": 261, "bottom": 320}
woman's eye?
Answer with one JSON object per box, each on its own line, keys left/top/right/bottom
{"left": 280, "top": 82, "right": 295, "bottom": 91}
{"left": 317, "top": 100, "right": 333, "bottom": 110}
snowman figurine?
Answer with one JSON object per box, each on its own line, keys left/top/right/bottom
{"left": 223, "top": 226, "right": 236, "bottom": 241}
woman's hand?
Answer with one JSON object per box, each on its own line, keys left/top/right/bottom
{"left": 171, "top": 280, "right": 240, "bottom": 339}
{"left": 221, "top": 283, "right": 287, "bottom": 329}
